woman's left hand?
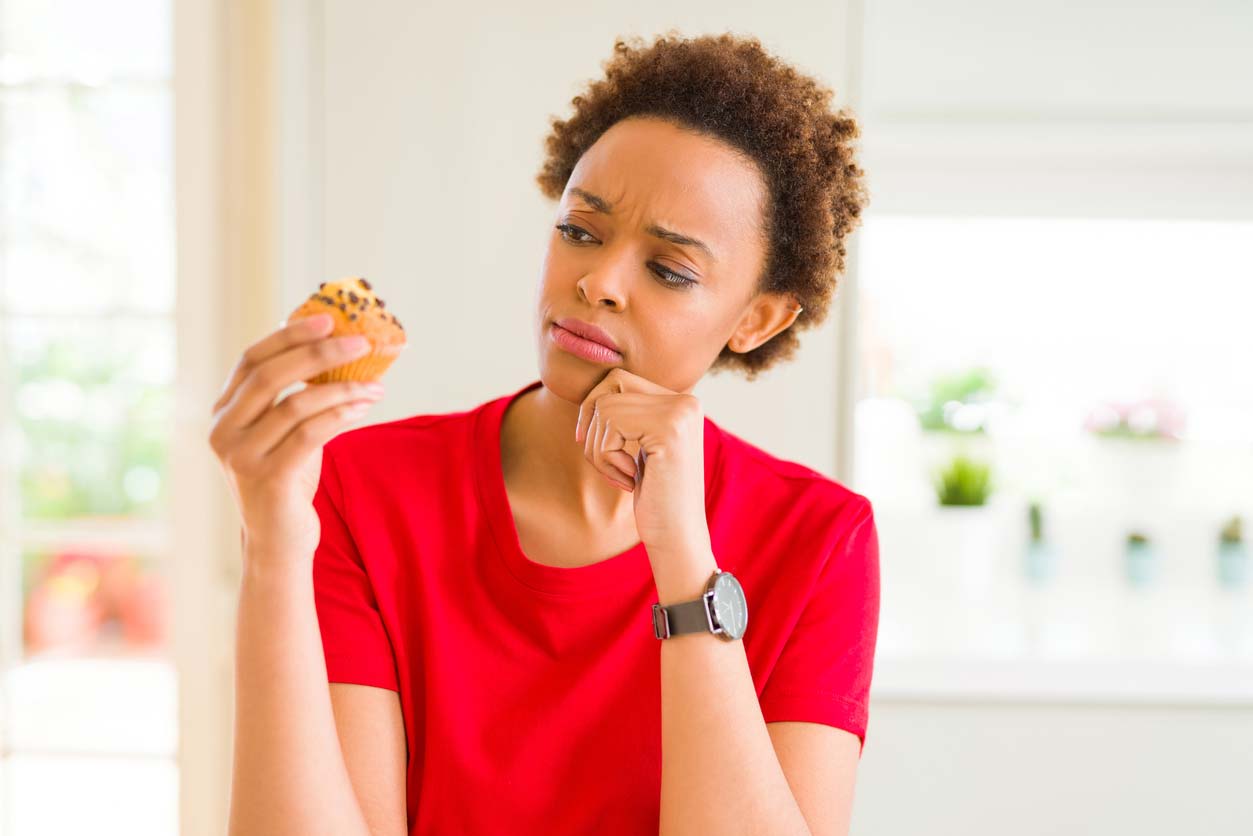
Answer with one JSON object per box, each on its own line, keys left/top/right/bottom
{"left": 574, "top": 367, "right": 711, "bottom": 559}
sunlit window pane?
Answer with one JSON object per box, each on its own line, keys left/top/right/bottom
{"left": 6, "top": 317, "right": 174, "bottom": 520}
{"left": 1, "top": 85, "right": 174, "bottom": 315}
{"left": 0, "top": 0, "right": 171, "bottom": 82}
{"left": 3, "top": 754, "right": 177, "bottom": 836}
{"left": 854, "top": 214, "right": 1253, "bottom": 660}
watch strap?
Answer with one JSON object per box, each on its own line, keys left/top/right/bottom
{"left": 652, "top": 596, "right": 713, "bottom": 639}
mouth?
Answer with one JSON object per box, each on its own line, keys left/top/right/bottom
{"left": 550, "top": 321, "right": 624, "bottom": 364}
{"left": 553, "top": 317, "right": 622, "bottom": 353}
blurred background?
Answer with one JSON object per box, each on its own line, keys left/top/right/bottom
{"left": 0, "top": 0, "right": 1249, "bottom": 834}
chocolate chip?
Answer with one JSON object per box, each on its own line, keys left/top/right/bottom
{"left": 338, "top": 302, "right": 347, "bottom": 311}
{"left": 349, "top": 313, "right": 357, "bottom": 320}
{"left": 318, "top": 282, "right": 326, "bottom": 289}
{"left": 348, "top": 291, "right": 359, "bottom": 304}
{"left": 358, "top": 277, "right": 372, "bottom": 290}
{"left": 377, "top": 298, "right": 385, "bottom": 308}
{"left": 336, "top": 288, "right": 344, "bottom": 297}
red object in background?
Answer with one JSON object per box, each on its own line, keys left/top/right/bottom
{"left": 23, "top": 550, "right": 168, "bottom": 656}
{"left": 23, "top": 553, "right": 105, "bottom": 654}
{"left": 119, "top": 571, "right": 168, "bottom": 647}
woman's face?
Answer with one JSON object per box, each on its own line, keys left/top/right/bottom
{"left": 533, "top": 115, "right": 801, "bottom": 395}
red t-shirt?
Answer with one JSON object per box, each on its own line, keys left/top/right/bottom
{"left": 312, "top": 378, "right": 880, "bottom": 835}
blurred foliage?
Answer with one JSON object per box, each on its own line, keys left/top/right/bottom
{"left": 9, "top": 328, "right": 171, "bottom": 519}
{"left": 1028, "top": 500, "right": 1044, "bottom": 541}
{"left": 1221, "top": 515, "right": 1243, "bottom": 545}
{"left": 931, "top": 453, "right": 994, "bottom": 506}
{"left": 913, "top": 366, "right": 999, "bottom": 434}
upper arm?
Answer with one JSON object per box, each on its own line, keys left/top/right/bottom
{"left": 768, "top": 721, "right": 861, "bottom": 836}
{"left": 329, "top": 683, "right": 408, "bottom": 836}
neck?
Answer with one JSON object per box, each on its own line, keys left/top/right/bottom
{"left": 500, "top": 383, "right": 636, "bottom": 528}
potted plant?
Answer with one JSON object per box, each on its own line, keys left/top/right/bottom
{"left": 1023, "top": 500, "right": 1057, "bottom": 583}
{"left": 1124, "top": 530, "right": 1157, "bottom": 587}
{"left": 1217, "top": 515, "right": 1248, "bottom": 588}
{"left": 926, "top": 451, "right": 1004, "bottom": 604}
{"left": 1082, "top": 395, "right": 1187, "bottom": 510}
{"left": 910, "top": 367, "right": 1007, "bottom": 650}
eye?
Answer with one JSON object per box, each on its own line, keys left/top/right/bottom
{"left": 555, "top": 222, "right": 595, "bottom": 244}
{"left": 650, "top": 263, "right": 696, "bottom": 288}
{"left": 554, "top": 223, "right": 697, "bottom": 289}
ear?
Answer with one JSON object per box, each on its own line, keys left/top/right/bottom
{"left": 726, "top": 292, "right": 804, "bottom": 354}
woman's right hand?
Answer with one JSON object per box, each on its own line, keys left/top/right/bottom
{"left": 208, "top": 313, "right": 385, "bottom": 564}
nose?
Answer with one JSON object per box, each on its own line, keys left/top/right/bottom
{"left": 575, "top": 242, "right": 635, "bottom": 310}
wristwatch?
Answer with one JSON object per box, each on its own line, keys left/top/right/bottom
{"left": 652, "top": 569, "right": 748, "bottom": 641}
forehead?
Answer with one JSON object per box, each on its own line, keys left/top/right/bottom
{"left": 564, "top": 116, "right": 766, "bottom": 240}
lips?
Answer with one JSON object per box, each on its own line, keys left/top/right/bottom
{"left": 554, "top": 317, "right": 621, "bottom": 353}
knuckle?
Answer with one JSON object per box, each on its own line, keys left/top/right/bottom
{"left": 221, "top": 448, "right": 243, "bottom": 473}
{"left": 293, "top": 422, "right": 318, "bottom": 445}
{"left": 275, "top": 393, "right": 298, "bottom": 419}
{"left": 252, "top": 365, "right": 278, "bottom": 392}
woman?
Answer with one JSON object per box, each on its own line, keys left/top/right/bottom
{"left": 212, "top": 30, "right": 878, "bottom": 836}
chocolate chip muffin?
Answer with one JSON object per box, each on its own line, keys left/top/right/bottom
{"left": 286, "top": 276, "right": 407, "bottom": 384}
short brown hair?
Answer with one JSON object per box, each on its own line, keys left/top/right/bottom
{"left": 536, "top": 30, "right": 870, "bottom": 380}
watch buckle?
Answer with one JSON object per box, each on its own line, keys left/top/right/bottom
{"left": 652, "top": 603, "right": 670, "bottom": 640}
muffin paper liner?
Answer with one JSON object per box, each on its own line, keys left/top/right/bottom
{"left": 306, "top": 343, "right": 405, "bottom": 385}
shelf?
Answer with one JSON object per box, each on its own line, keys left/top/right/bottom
{"left": 871, "top": 654, "right": 1253, "bottom": 706}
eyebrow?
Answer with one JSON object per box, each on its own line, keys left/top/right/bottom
{"left": 567, "top": 187, "right": 717, "bottom": 262}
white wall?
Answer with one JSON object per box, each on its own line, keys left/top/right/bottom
{"left": 854, "top": 700, "right": 1253, "bottom": 836}
{"left": 858, "top": 0, "right": 1253, "bottom": 219}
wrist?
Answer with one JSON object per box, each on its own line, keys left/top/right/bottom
{"left": 241, "top": 530, "right": 314, "bottom": 579}
{"left": 651, "top": 545, "right": 718, "bottom": 606}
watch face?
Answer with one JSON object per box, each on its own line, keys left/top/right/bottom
{"left": 711, "top": 572, "right": 748, "bottom": 639}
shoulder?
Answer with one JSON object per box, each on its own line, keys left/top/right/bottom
{"left": 709, "top": 418, "right": 873, "bottom": 535}
{"left": 323, "top": 401, "right": 480, "bottom": 472}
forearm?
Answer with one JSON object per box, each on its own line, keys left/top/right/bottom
{"left": 228, "top": 542, "right": 371, "bottom": 836}
{"left": 654, "top": 547, "right": 812, "bottom": 836}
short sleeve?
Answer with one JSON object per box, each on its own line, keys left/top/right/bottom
{"left": 311, "top": 446, "right": 400, "bottom": 691}
{"left": 758, "top": 497, "right": 880, "bottom": 752}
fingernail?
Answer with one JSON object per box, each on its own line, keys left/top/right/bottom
{"left": 341, "top": 335, "right": 369, "bottom": 352}
{"left": 307, "top": 314, "right": 333, "bottom": 332}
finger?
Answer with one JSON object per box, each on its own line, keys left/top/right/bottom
{"left": 576, "top": 394, "right": 598, "bottom": 444}
{"left": 598, "top": 416, "right": 632, "bottom": 473}
{"left": 212, "top": 313, "right": 335, "bottom": 414}
{"left": 576, "top": 377, "right": 617, "bottom": 443}
{"left": 583, "top": 402, "right": 599, "bottom": 461}
{"left": 233, "top": 380, "right": 384, "bottom": 462}
{"left": 219, "top": 334, "right": 373, "bottom": 434}
{"left": 605, "top": 449, "right": 637, "bottom": 479}
{"left": 267, "top": 397, "right": 378, "bottom": 474}
{"left": 590, "top": 411, "right": 635, "bottom": 489}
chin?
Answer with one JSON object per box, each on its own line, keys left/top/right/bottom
{"left": 537, "top": 355, "right": 628, "bottom": 401}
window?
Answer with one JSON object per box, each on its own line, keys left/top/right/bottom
{"left": 855, "top": 214, "right": 1253, "bottom": 665}
{"left": 0, "top": 2, "right": 177, "bottom": 833}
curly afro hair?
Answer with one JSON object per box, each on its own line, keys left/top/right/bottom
{"left": 535, "top": 30, "right": 870, "bottom": 381}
